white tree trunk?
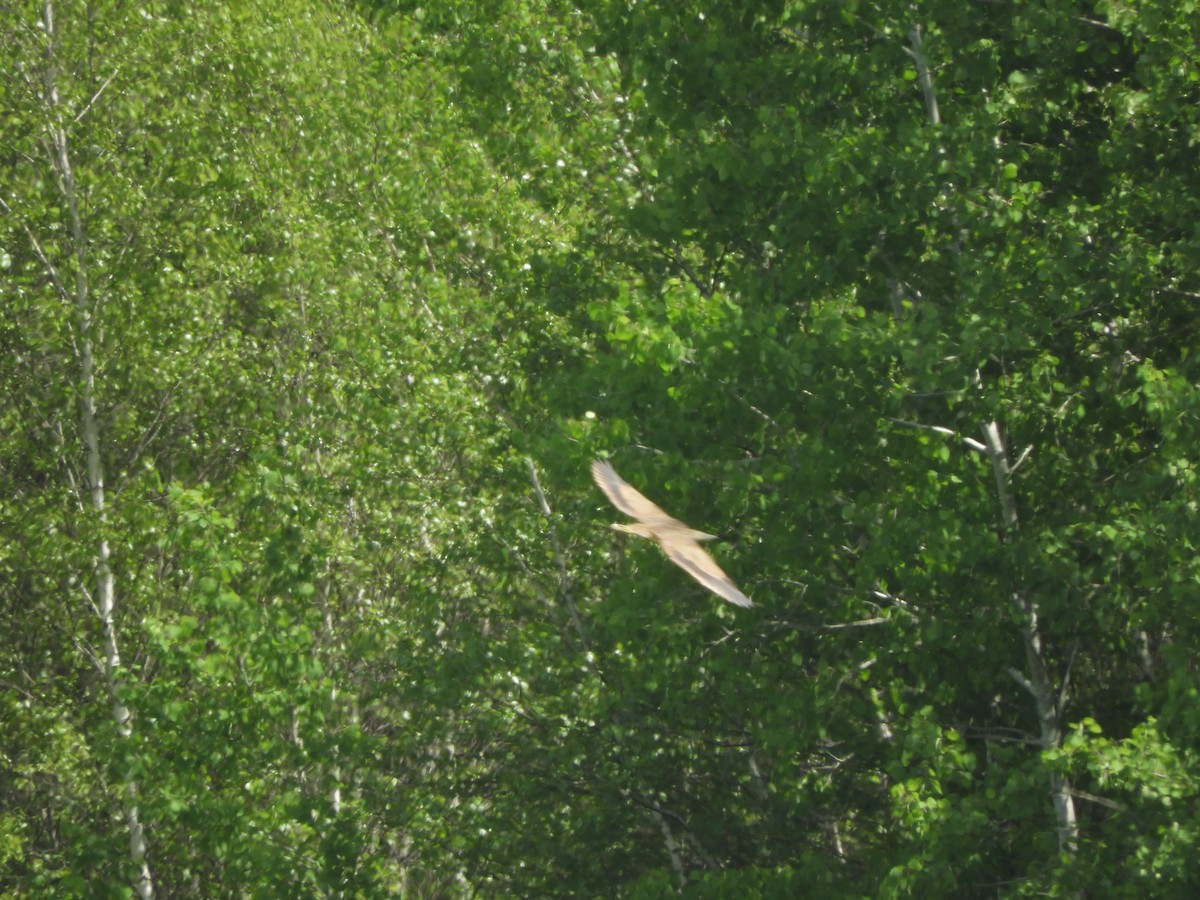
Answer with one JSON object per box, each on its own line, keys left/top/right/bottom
{"left": 891, "top": 24, "right": 1078, "bottom": 852}
{"left": 885, "top": 414, "right": 1079, "bottom": 854}
{"left": 979, "top": 422, "right": 1079, "bottom": 854}
{"left": 38, "top": 2, "right": 155, "bottom": 894}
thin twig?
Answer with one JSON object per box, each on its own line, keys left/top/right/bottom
{"left": 525, "top": 458, "right": 590, "bottom": 650}
{"left": 73, "top": 67, "right": 119, "bottom": 123}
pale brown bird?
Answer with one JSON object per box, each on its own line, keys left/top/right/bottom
{"left": 591, "top": 459, "right": 753, "bottom": 608}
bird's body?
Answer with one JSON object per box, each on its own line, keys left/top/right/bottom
{"left": 591, "top": 459, "right": 753, "bottom": 608}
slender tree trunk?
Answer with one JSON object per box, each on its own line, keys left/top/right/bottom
{"left": 38, "top": 2, "right": 155, "bottom": 894}
{"left": 898, "top": 18, "right": 1078, "bottom": 855}
{"left": 979, "top": 422, "right": 1078, "bottom": 854}
{"left": 889, "top": 414, "right": 1079, "bottom": 855}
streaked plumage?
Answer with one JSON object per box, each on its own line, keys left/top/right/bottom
{"left": 591, "top": 459, "right": 753, "bottom": 608}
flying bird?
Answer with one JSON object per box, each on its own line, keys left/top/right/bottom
{"left": 591, "top": 459, "right": 753, "bottom": 608}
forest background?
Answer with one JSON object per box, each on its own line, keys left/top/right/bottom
{"left": 2, "top": 0, "right": 1198, "bottom": 896}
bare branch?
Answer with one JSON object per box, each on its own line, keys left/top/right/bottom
{"left": 1007, "top": 666, "right": 1035, "bottom": 696}
{"left": 885, "top": 416, "right": 988, "bottom": 452}
{"left": 73, "top": 67, "right": 119, "bottom": 123}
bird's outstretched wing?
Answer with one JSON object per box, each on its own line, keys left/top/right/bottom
{"left": 591, "top": 458, "right": 753, "bottom": 608}
{"left": 658, "top": 539, "right": 754, "bottom": 608}
{"left": 591, "top": 459, "right": 677, "bottom": 527}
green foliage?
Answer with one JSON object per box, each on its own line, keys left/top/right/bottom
{"left": 3, "top": 0, "right": 1199, "bottom": 895}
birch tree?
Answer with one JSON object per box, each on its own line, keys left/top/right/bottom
{"left": 2, "top": 3, "right": 154, "bottom": 895}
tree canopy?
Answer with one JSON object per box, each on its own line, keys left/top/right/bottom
{"left": 2, "top": 0, "right": 1198, "bottom": 896}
